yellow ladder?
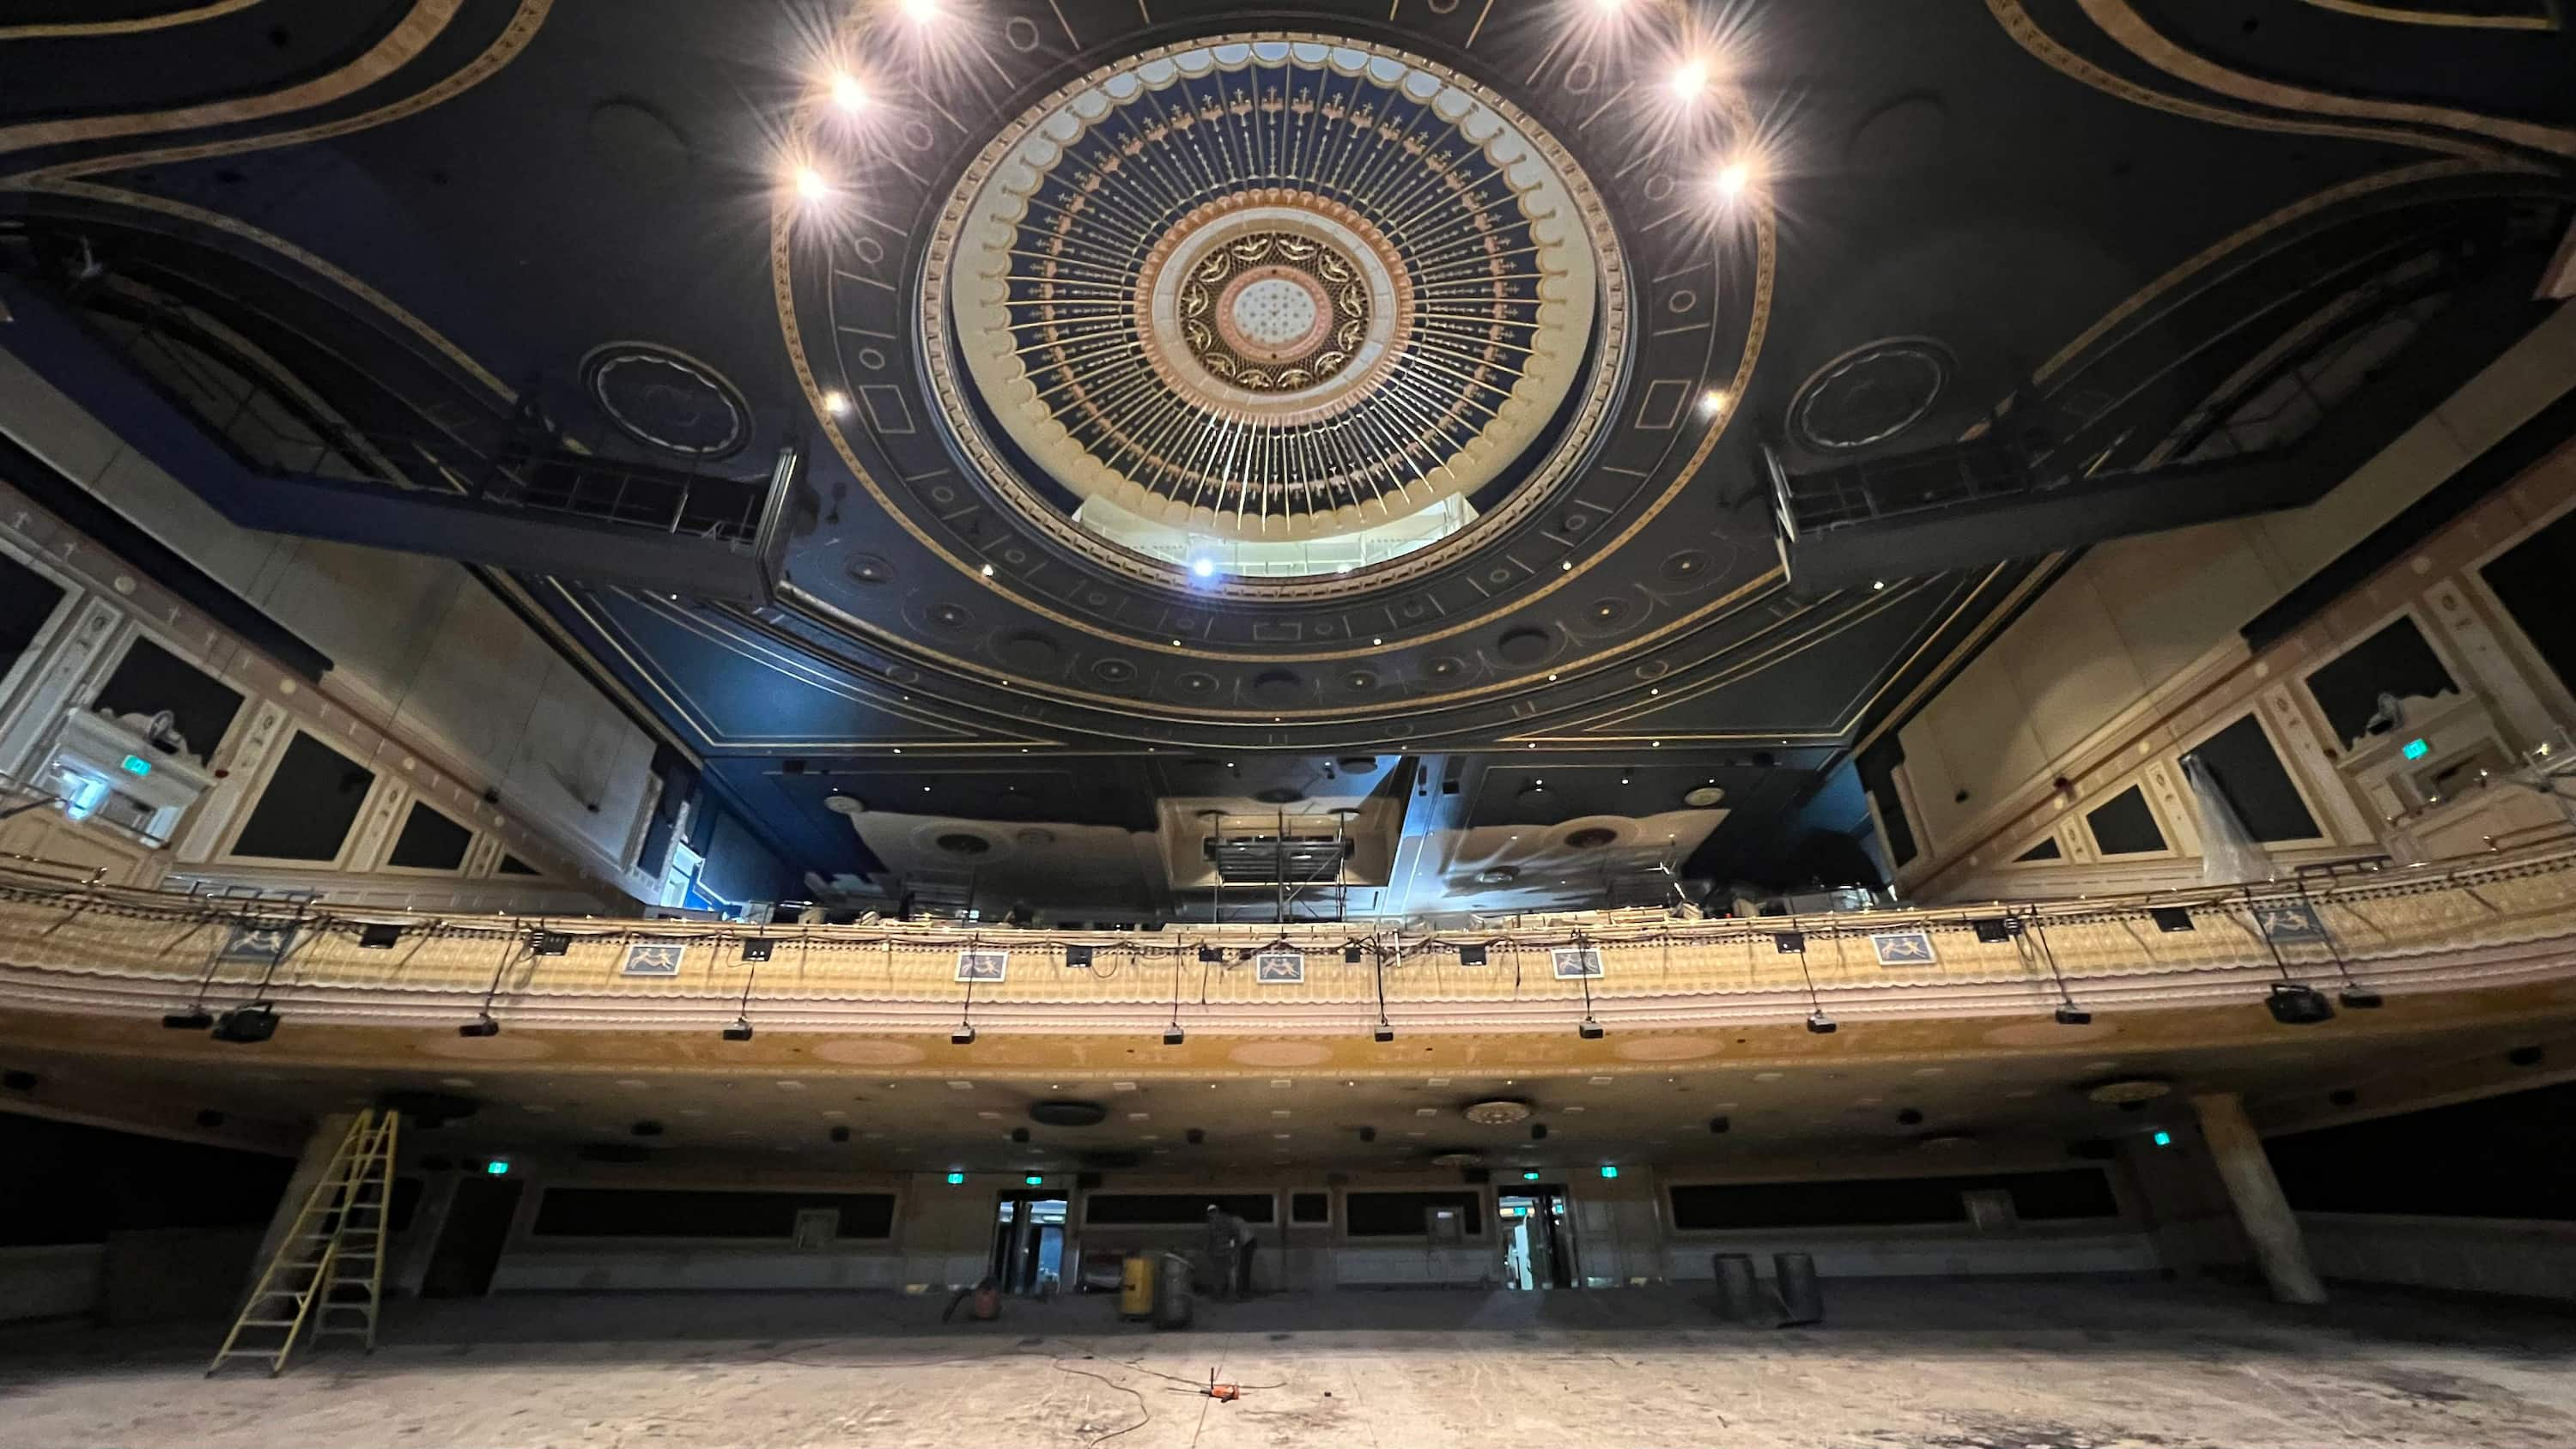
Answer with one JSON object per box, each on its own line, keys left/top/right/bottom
{"left": 207, "top": 1109, "right": 399, "bottom": 1376}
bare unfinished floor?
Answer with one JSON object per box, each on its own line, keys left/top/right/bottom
{"left": 5, "top": 1278, "right": 2574, "bottom": 1449}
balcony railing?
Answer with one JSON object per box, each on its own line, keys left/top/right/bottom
{"left": 4, "top": 844, "right": 2574, "bottom": 1038}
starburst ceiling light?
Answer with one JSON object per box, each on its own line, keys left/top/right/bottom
{"left": 1670, "top": 58, "right": 1710, "bottom": 100}
{"left": 829, "top": 72, "right": 867, "bottom": 113}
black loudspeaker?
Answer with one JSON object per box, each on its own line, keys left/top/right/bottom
{"left": 2055, "top": 1004, "right": 2093, "bottom": 1026}
{"left": 1972, "top": 919, "right": 2020, "bottom": 943}
{"left": 1577, "top": 1019, "right": 1605, "bottom": 1040}
{"left": 1344, "top": 946, "right": 1364, "bottom": 964}
{"left": 457, "top": 1017, "right": 501, "bottom": 1039}
{"left": 2150, "top": 907, "right": 2195, "bottom": 933}
{"left": 359, "top": 923, "right": 402, "bottom": 949}
{"left": 1805, "top": 1011, "right": 1837, "bottom": 1035}
{"left": 1198, "top": 946, "right": 1224, "bottom": 963}
{"left": 1461, "top": 1167, "right": 1491, "bottom": 1184}
{"left": 534, "top": 931, "right": 571, "bottom": 956}
{"left": 161, "top": 1009, "right": 214, "bottom": 1030}
{"left": 210, "top": 1006, "right": 279, "bottom": 1043}
{"left": 723, "top": 1020, "right": 755, "bottom": 1041}
{"left": 1162, "top": 1026, "right": 1186, "bottom": 1046}
{"left": 1774, "top": 931, "right": 1805, "bottom": 954}
{"left": 1373, "top": 1025, "right": 1395, "bottom": 1042}
{"left": 2, "top": 1070, "right": 38, "bottom": 1093}
{"left": 1066, "top": 945, "right": 1095, "bottom": 967}
{"left": 740, "top": 937, "right": 775, "bottom": 962}
{"left": 1457, "top": 943, "right": 1489, "bottom": 966}
{"left": 2265, "top": 983, "right": 2336, "bottom": 1025}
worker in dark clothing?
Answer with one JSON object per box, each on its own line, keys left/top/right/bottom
{"left": 1205, "top": 1204, "right": 1257, "bottom": 1298}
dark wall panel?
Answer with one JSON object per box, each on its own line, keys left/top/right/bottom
{"left": 0, "top": 552, "right": 66, "bottom": 680}
{"left": 2305, "top": 615, "right": 2458, "bottom": 749}
{"left": 0, "top": 1112, "right": 290, "bottom": 1246}
{"left": 93, "top": 636, "right": 243, "bottom": 757}
{"left": 2086, "top": 785, "right": 2167, "bottom": 856}
{"left": 229, "top": 731, "right": 374, "bottom": 861}
{"left": 2184, "top": 714, "right": 2318, "bottom": 843}
{"left": 531, "top": 1188, "right": 896, "bottom": 1240}
{"left": 1085, "top": 1191, "right": 1274, "bottom": 1226}
{"left": 1344, "top": 1190, "right": 1485, "bottom": 1237}
{"left": 1668, "top": 1169, "right": 2117, "bottom": 1230}
{"left": 386, "top": 801, "right": 472, "bottom": 870}
{"left": 2481, "top": 506, "right": 2576, "bottom": 700}
{"left": 2269, "top": 1078, "right": 2576, "bottom": 1222}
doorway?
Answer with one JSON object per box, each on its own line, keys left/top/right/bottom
{"left": 989, "top": 1191, "right": 1068, "bottom": 1294}
{"left": 1498, "top": 1185, "right": 1575, "bottom": 1290}
{"left": 420, "top": 1176, "right": 522, "bottom": 1298}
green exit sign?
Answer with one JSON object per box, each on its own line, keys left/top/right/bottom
{"left": 2401, "top": 738, "right": 2430, "bottom": 761}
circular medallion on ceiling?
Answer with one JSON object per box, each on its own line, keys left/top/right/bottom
{"left": 580, "top": 343, "right": 750, "bottom": 459}
{"left": 1789, "top": 338, "right": 1953, "bottom": 452}
{"left": 925, "top": 36, "right": 1624, "bottom": 553}
{"left": 1682, "top": 785, "right": 1727, "bottom": 809}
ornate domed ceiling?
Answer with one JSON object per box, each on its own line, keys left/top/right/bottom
{"left": 2, "top": 0, "right": 2567, "bottom": 897}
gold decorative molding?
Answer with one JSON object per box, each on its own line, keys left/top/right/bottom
{"left": 2079, "top": 0, "right": 2576, "bottom": 159}
{"left": 1986, "top": 0, "right": 2512, "bottom": 163}
{"left": 0, "top": 0, "right": 263, "bottom": 42}
{"left": 2296, "top": 0, "right": 2555, "bottom": 28}
{"left": 0, "top": 0, "right": 464, "bottom": 162}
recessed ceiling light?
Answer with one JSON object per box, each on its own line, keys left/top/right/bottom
{"left": 1669, "top": 58, "right": 1709, "bottom": 100}
{"left": 823, "top": 390, "right": 851, "bottom": 416}
{"left": 829, "top": 72, "right": 866, "bottom": 112}
{"left": 1699, "top": 388, "right": 1730, "bottom": 416}
{"left": 793, "top": 166, "right": 831, "bottom": 201}
{"left": 1714, "top": 160, "right": 1752, "bottom": 199}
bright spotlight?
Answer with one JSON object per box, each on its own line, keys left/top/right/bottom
{"left": 1190, "top": 557, "right": 1215, "bottom": 579}
{"left": 1715, "top": 161, "right": 1752, "bottom": 200}
{"left": 793, "top": 166, "right": 832, "bottom": 202}
{"left": 1670, "top": 59, "right": 1709, "bottom": 100}
{"left": 1699, "top": 389, "right": 1730, "bottom": 416}
{"left": 829, "top": 72, "right": 867, "bottom": 113}
{"left": 822, "top": 390, "right": 851, "bottom": 416}
{"left": 899, "top": 0, "right": 939, "bottom": 20}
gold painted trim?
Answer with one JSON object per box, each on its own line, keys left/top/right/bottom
{"left": 0, "top": 0, "right": 262, "bottom": 42}
{"left": 0, "top": 0, "right": 463, "bottom": 161}
{"left": 2297, "top": 0, "right": 2555, "bottom": 29}
{"left": 9, "top": 0, "right": 550, "bottom": 185}
{"left": 1986, "top": 0, "right": 2510, "bottom": 163}
{"left": 2081, "top": 0, "right": 2576, "bottom": 158}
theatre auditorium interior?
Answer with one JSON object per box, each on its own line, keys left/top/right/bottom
{"left": 2, "top": 2, "right": 2575, "bottom": 1446}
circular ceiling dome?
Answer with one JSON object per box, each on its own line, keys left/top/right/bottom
{"left": 926, "top": 36, "right": 1623, "bottom": 555}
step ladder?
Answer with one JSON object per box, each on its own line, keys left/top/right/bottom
{"left": 207, "top": 1108, "right": 399, "bottom": 1376}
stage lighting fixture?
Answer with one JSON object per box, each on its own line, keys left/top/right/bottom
{"left": 457, "top": 1016, "right": 501, "bottom": 1039}
{"left": 1162, "top": 1025, "right": 1186, "bottom": 1046}
{"left": 951, "top": 1024, "right": 978, "bottom": 1046}
{"left": 1373, "top": 1024, "right": 1395, "bottom": 1043}
{"left": 741, "top": 937, "right": 775, "bottom": 963}
{"left": 1198, "top": 945, "right": 1224, "bottom": 963}
{"left": 1774, "top": 931, "right": 1805, "bottom": 954}
{"left": 1577, "top": 1018, "right": 1604, "bottom": 1040}
{"left": 534, "top": 931, "right": 571, "bottom": 956}
{"left": 2055, "top": 1004, "right": 2093, "bottom": 1026}
{"left": 2339, "top": 987, "right": 2384, "bottom": 1009}
{"left": 1458, "top": 943, "right": 1489, "bottom": 966}
{"left": 2264, "top": 983, "right": 2335, "bottom": 1026}
{"left": 359, "top": 923, "right": 403, "bottom": 949}
{"left": 2149, "top": 907, "right": 2195, "bottom": 933}
{"left": 1805, "top": 1009, "right": 1838, "bottom": 1035}
{"left": 162, "top": 1009, "right": 214, "bottom": 1030}
{"left": 722, "top": 1018, "right": 754, "bottom": 1041}
{"left": 1066, "top": 944, "right": 1095, "bottom": 967}
{"left": 210, "top": 1005, "right": 279, "bottom": 1044}
{"left": 1345, "top": 946, "right": 1364, "bottom": 964}
{"left": 1972, "top": 918, "right": 2020, "bottom": 944}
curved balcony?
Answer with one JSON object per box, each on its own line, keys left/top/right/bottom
{"left": 3, "top": 847, "right": 2574, "bottom": 1045}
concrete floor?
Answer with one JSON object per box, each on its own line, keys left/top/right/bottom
{"left": 4, "top": 1279, "right": 2573, "bottom": 1449}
